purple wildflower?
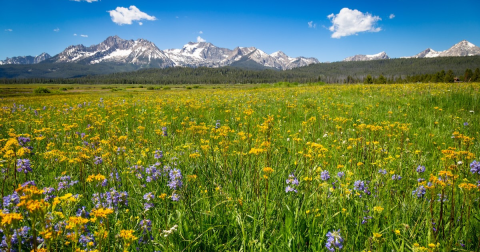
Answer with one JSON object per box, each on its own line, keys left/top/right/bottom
{"left": 94, "top": 156, "right": 103, "bottom": 165}
{"left": 16, "top": 159, "right": 32, "bottom": 174}
{"left": 154, "top": 150, "right": 163, "bottom": 159}
{"left": 321, "top": 170, "right": 330, "bottom": 181}
{"left": 378, "top": 169, "right": 387, "bottom": 175}
{"left": 353, "top": 180, "right": 365, "bottom": 191}
{"left": 412, "top": 185, "right": 426, "bottom": 198}
{"left": 416, "top": 165, "right": 426, "bottom": 173}
{"left": 337, "top": 172, "right": 345, "bottom": 178}
{"left": 470, "top": 160, "right": 480, "bottom": 174}
{"left": 325, "top": 229, "right": 343, "bottom": 251}
{"left": 285, "top": 186, "right": 297, "bottom": 193}
{"left": 171, "top": 193, "right": 180, "bottom": 201}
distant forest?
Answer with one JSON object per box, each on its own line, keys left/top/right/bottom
{"left": 1, "top": 56, "right": 480, "bottom": 84}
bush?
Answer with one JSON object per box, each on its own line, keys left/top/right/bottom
{"left": 147, "top": 87, "right": 154, "bottom": 90}
{"left": 33, "top": 87, "right": 51, "bottom": 94}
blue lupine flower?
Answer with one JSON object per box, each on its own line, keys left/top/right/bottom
{"left": 392, "top": 174, "right": 402, "bottom": 180}
{"left": 378, "top": 169, "right": 387, "bottom": 175}
{"left": 16, "top": 159, "right": 32, "bottom": 174}
{"left": 353, "top": 180, "right": 365, "bottom": 191}
{"left": 286, "top": 173, "right": 299, "bottom": 185}
{"left": 412, "top": 185, "right": 426, "bottom": 198}
{"left": 325, "top": 229, "right": 343, "bottom": 251}
{"left": 154, "top": 150, "right": 163, "bottom": 159}
{"left": 171, "top": 193, "right": 180, "bottom": 201}
{"left": 470, "top": 160, "right": 480, "bottom": 174}
{"left": 285, "top": 186, "right": 297, "bottom": 193}
{"left": 94, "top": 156, "right": 103, "bottom": 165}
{"left": 416, "top": 165, "right": 426, "bottom": 173}
{"left": 321, "top": 170, "right": 330, "bottom": 181}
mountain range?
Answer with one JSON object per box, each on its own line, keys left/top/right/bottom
{"left": 343, "top": 40, "right": 480, "bottom": 61}
{"left": 0, "top": 36, "right": 318, "bottom": 70}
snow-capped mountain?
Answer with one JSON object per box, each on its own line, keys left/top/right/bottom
{"left": 0, "top": 36, "right": 318, "bottom": 70}
{"left": 411, "top": 48, "right": 442, "bottom": 58}
{"left": 343, "top": 52, "right": 389, "bottom": 62}
{"left": 438, "top": 40, "right": 480, "bottom": 57}
{"left": 50, "top": 36, "right": 174, "bottom": 68}
{"left": 405, "top": 40, "right": 480, "bottom": 58}
{"left": 0, "top": 53, "right": 51, "bottom": 65}
{"left": 163, "top": 42, "right": 319, "bottom": 70}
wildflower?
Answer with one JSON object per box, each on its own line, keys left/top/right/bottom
{"left": 416, "top": 165, "right": 426, "bottom": 173}
{"left": 325, "top": 229, "right": 343, "bottom": 252}
{"left": 16, "top": 159, "right": 32, "bottom": 174}
{"left": 285, "top": 186, "right": 297, "bottom": 193}
{"left": 119, "top": 229, "right": 137, "bottom": 248}
{"left": 391, "top": 174, "right": 402, "bottom": 180}
{"left": 394, "top": 230, "right": 400, "bottom": 235}
{"left": 91, "top": 208, "right": 113, "bottom": 219}
{"left": 286, "top": 173, "right": 299, "bottom": 185}
{"left": 93, "top": 156, "right": 103, "bottom": 165}
{"left": 321, "top": 170, "right": 330, "bottom": 181}
{"left": 470, "top": 160, "right": 480, "bottom": 174}
{"left": 378, "top": 169, "right": 387, "bottom": 175}
{"left": 353, "top": 180, "right": 365, "bottom": 191}
{"left": 76, "top": 206, "right": 90, "bottom": 218}
{"left": 337, "top": 172, "right": 345, "bottom": 178}
{"left": 154, "top": 150, "right": 163, "bottom": 159}
{"left": 168, "top": 168, "right": 183, "bottom": 190}
{"left": 373, "top": 232, "right": 382, "bottom": 239}
{"left": 412, "top": 185, "right": 426, "bottom": 198}
{"left": 162, "top": 127, "right": 168, "bottom": 137}
{"left": 463, "top": 122, "right": 468, "bottom": 126}
{"left": 373, "top": 206, "right": 384, "bottom": 213}
{"left": 362, "top": 216, "right": 372, "bottom": 224}
{"left": 215, "top": 120, "right": 221, "bottom": 129}
{"left": 171, "top": 193, "right": 180, "bottom": 201}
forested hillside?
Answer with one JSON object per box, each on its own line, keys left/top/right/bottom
{"left": 2, "top": 56, "right": 480, "bottom": 84}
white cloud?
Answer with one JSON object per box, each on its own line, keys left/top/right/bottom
{"left": 327, "top": 8, "right": 381, "bottom": 38}
{"left": 80, "top": 34, "right": 88, "bottom": 37}
{"left": 389, "top": 14, "right": 395, "bottom": 19}
{"left": 73, "top": 33, "right": 77, "bottom": 36}
{"left": 5, "top": 29, "right": 12, "bottom": 32}
{"left": 197, "top": 36, "right": 206, "bottom": 42}
{"left": 108, "top": 6, "right": 156, "bottom": 25}
{"left": 72, "top": 0, "right": 99, "bottom": 2}
{"left": 199, "top": 31, "right": 203, "bottom": 34}
{"left": 308, "top": 21, "right": 316, "bottom": 28}
{"left": 139, "top": 22, "right": 143, "bottom": 26}
{"left": 54, "top": 28, "right": 60, "bottom": 32}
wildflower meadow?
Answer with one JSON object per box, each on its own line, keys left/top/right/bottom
{"left": 0, "top": 83, "right": 479, "bottom": 251}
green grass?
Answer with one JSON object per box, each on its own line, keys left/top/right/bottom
{"left": 0, "top": 83, "right": 479, "bottom": 251}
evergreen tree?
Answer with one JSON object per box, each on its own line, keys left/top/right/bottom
{"left": 472, "top": 68, "right": 480, "bottom": 82}
{"left": 364, "top": 74, "right": 373, "bottom": 84}
{"left": 444, "top": 70, "right": 455, "bottom": 83}
{"left": 464, "top": 68, "right": 473, "bottom": 82}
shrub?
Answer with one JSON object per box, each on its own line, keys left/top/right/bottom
{"left": 33, "top": 87, "right": 51, "bottom": 94}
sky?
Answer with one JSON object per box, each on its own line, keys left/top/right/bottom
{"left": 1, "top": 0, "right": 480, "bottom": 62}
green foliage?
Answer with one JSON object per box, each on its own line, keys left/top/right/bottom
{"left": 1, "top": 56, "right": 480, "bottom": 84}
{"left": 33, "top": 87, "right": 51, "bottom": 93}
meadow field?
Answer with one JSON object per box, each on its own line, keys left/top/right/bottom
{"left": 0, "top": 83, "right": 479, "bottom": 252}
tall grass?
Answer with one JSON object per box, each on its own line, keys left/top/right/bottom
{"left": 0, "top": 83, "right": 479, "bottom": 251}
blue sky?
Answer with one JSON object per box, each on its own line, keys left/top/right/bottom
{"left": 1, "top": 0, "right": 480, "bottom": 62}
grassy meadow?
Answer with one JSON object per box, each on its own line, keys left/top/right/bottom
{"left": 0, "top": 83, "right": 479, "bottom": 251}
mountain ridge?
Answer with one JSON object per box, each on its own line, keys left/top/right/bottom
{"left": 0, "top": 36, "right": 318, "bottom": 70}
